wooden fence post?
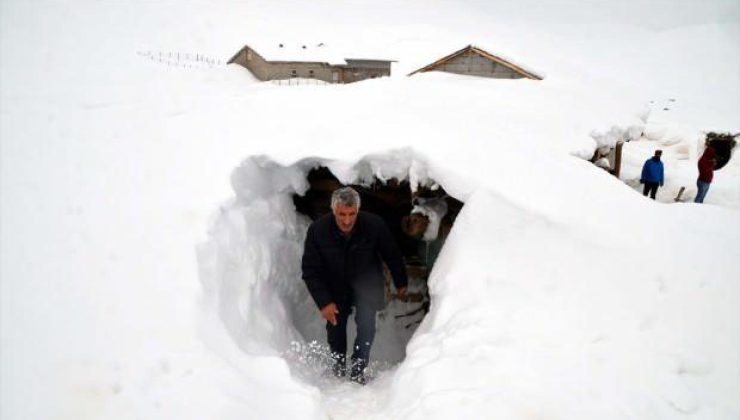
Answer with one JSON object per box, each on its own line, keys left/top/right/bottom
{"left": 613, "top": 141, "right": 624, "bottom": 178}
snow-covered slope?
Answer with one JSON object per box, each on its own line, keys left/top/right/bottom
{"left": 1, "top": 1, "right": 738, "bottom": 419}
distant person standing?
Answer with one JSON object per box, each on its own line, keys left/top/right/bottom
{"left": 695, "top": 146, "right": 717, "bottom": 203}
{"left": 640, "top": 150, "right": 664, "bottom": 200}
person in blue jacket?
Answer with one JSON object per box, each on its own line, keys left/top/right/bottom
{"left": 640, "top": 149, "right": 664, "bottom": 199}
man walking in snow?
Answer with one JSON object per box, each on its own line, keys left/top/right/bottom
{"left": 301, "top": 187, "right": 408, "bottom": 384}
{"left": 640, "top": 149, "right": 664, "bottom": 200}
{"left": 694, "top": 146, "right": 717, "bottom": 203}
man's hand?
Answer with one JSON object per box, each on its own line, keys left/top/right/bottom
{"left": 320, "top": 303, "right": 339, "bottom": 326}
{"left": 397, "top": 287, "right": 408, "bottom": 301}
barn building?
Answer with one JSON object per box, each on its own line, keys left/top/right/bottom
{"left": 408, "top": 45, "right": 542, "bottom": 80}
{"left": 228, "top": 43, "right": 394, "bottom": 84}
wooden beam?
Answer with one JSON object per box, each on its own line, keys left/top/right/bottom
{"left": 407, "top": 45, "right": 473, "bottom": 76}
{"left": 612, "top": 141, "right": 624, "bottom": 178}
{"left": 469, "top": 46, "right": 542, "bottom": 80}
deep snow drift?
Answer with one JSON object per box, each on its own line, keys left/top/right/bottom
{"left": 1, "top": 1, "right": 739, "bottom": 419}
{"left": 196, "top": 148, "right": 740, "bottom": 419}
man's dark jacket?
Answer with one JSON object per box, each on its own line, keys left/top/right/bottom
{"left": 301, "top": 211, "right": 408, "bottom": 311}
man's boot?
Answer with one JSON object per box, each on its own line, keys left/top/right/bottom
{"left": 332, "top": 355, "right": 346, "bottom": 378}
{"left": 349, "top": 358, "right": 367, "bottom": 385}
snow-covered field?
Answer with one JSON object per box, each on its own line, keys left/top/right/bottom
{"left": 1, "top": 1, "right": 738, "bottom": 419}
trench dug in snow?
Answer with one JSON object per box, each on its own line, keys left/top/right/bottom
{"left": 197, "top": 151, "right": 464, "bottom": 390}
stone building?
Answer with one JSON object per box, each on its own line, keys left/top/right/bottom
{"left": 408, "top": 45, "right": 542, "bottom": 80}
{"left": 228, "top": 43, "right": 393, "bottom": 84}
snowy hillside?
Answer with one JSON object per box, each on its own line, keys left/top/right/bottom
{"left": 1, "top": 1, "right": 738, "bottom": 419}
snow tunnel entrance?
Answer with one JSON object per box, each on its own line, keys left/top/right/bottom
{"left": 197, "top": 153, "right": 465, "bottom": 389}
{"left": 291, "top": 166, "right": 463, "bottom": 368}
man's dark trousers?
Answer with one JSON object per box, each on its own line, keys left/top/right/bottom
{"left": 642, "top": 182, "right": 659, "bottom": 199}
{"left": 327, "top": 301, "right": 376, "bottom": 373}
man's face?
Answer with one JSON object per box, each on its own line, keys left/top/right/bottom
{"left": 333, "top": 204, "right": 358, "bottom": 234}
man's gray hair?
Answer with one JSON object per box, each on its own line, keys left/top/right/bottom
{"left": 331, "top": 187, "right": 361, "bottom": 210}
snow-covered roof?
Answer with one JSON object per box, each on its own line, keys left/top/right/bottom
{"left": 247, "top": 41, "right": 394, "bottom": 66}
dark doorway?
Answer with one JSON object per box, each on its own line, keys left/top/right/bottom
{"left": 292, "top": 166, "right": 463, "bottom": 329}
